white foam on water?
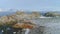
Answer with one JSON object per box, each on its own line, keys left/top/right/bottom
{"left": 13, "top": 32, "right": 16, "bottom": 34}
{"left": 2, "top": 30, "right": 4, "bottom": 32}
{"left": 25, "top": 28, "right": 30, "bottom": 34}
{"left": 39, "top": 16, "right": 52, "bottom": 18}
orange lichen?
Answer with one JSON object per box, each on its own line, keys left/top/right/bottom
{"left": 12, "top": 22, "right": 35, "bottom": 29}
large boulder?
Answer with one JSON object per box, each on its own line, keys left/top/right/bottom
{"left": 44, "top": 12, "right": 60, "bottom": 17}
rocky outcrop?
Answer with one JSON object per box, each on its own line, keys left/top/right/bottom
{"left": 29, "top": 26, "right": 45, "bottom": 34}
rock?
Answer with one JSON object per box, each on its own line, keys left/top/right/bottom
{"left": 29, "top": 26, "right": 45, "bottom": 34}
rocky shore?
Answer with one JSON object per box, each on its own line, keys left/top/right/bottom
{"left": 0, "top": 11, "right": 60, "bottom": 34}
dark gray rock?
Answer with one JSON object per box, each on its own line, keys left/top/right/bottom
{"left": 29, "top": 26, "right": 45, "bottom": 34}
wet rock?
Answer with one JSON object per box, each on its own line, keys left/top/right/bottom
{"left": 29, "top": 26, "right": 45, "bottom": 34}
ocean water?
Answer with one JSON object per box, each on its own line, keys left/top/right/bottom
{"left": 30, "top": 17, "right": 60, "bottom": 34}
{"left": 0, "top": 12, "right": 15, "bottom": 16}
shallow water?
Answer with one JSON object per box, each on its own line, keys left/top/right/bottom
{"left": 31, "top": 17, "right": 60, "bottom": 34}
